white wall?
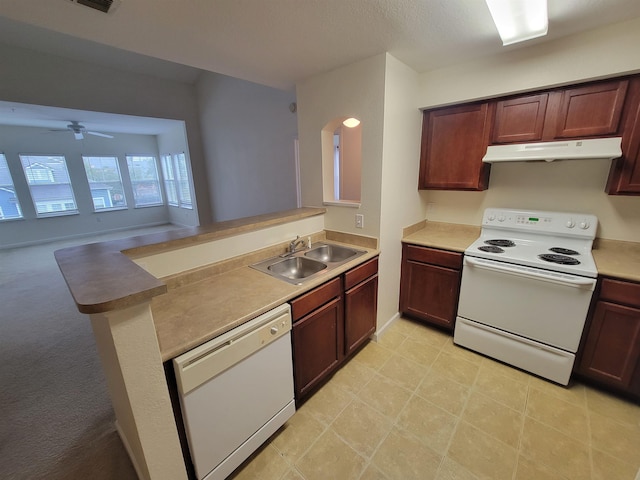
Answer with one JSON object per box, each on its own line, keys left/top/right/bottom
{"left": 296, "top": 53, "right": 426, "bottom": 330}
{"left": 0, "top": 125, "right": 172, "bottom": 248}
{"left": 377, "top": 54, "right": 426, "bottom": 330}
{"left": 296, "top": 54, "right": 386, "bottom": 238}
{"left": 0, "top": 42, "right": 212, "bottom": 226}
{"left": 195, "top": 72, "right": 298, "bottom": 222}
{"left": 417, "top": 17, "right": 640, "bottom": 242}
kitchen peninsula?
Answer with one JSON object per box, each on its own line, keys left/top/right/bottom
{"left": 54, "top": 207, "right": 379, "bottom": 480}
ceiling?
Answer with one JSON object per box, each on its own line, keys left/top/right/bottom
{"left": 1, "top": 0, "right": 640, "bottom": 133}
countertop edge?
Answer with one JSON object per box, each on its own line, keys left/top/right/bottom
{"left": 54, "top": 207, "right": 327, "bottom": 314}
{"left": 155, "top": 247, "right": 381, "bottom": 361}
{"left": 403, "top": 222, "right": 640, "bottom": 283}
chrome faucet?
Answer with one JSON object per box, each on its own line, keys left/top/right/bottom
{"left": 288, "top": 235, "right": 307, "bottom": 254}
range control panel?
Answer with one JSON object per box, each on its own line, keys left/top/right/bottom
{"left": 482, "top": 208, "right": 598, "bottom": 239}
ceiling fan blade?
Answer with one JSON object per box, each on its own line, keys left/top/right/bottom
{"left": 87, "top": 131, "right": 114, "bottom": 139}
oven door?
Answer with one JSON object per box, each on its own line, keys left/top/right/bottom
{"left": 456, "top": 256, "right": 596, "bottom": 352}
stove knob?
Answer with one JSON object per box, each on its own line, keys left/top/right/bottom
{"left": 487, "top": 213, "right": 496, "bottom": 222}
{"left": 497, "top": 215, "right": 506, "bottom": 222}
{"left": 579, "top": 220, "right": 590, "bottom": 230}
{"left": 566, "top": 219, "right": 575, "bottom": 228}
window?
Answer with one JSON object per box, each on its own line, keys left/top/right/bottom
{"left": 20, "top": 155, "right": 78, "bottom": 216}
{"left": 0, "top": 154, "right": 23, "bottom": 220}
{"left": 126, "top": 155, "right": 163, "bottom": 207}
{"left": 82, "top": 156, "right": 127, "bottom": 211}
{"left": 161, "top": 153, "right": 193, "bottom": 209}
{"left": 321, "top": 117, "right": 362, "bottom": 206}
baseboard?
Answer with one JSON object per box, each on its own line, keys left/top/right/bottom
{"left": 115, "top": 420, "right": 147, "bottom": 480}
{"left": 0, "top": 222, "right": 173, "bottom": 250}
{"left": 372, "top": 313, "right": 400, "bottom": 342}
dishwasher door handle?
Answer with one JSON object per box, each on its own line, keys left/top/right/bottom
{"left": 173, "top": 303, "right": 292, "bottom": 395}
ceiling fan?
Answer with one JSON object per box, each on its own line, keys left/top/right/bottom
{"left": 50, "top": 121, "right": 114, "bottom": 140}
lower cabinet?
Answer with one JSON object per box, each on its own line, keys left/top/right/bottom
{"left": 290, "top": 256, "right": 378, "bottom": 401}
{"left": 292, "top": 295, "right": 343, "bottom": 399}
{"left": 399, "top": 243, "right": 462, "bottom": 330}
{"left": 577, "top": 277, "right": 640, "bottom": 397}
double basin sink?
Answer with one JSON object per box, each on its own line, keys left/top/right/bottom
{"left": 251, "top": 242, "right": 366, "bottom": 285}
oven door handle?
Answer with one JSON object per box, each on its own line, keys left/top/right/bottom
{"left": 464, "top": 257, "right": 596, "bottom": 289}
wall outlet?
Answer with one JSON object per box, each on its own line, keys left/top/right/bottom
{"left": 355, "top": 214, "right": 364, "bottom": 229}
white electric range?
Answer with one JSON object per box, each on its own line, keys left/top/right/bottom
{"left": 454, "top": 208, "right": 598, "bottom": 385}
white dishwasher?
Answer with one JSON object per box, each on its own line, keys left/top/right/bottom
{"left": 173, "top": 303, "right": 295, "bottom": 480}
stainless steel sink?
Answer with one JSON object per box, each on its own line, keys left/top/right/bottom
{"left": 304, "top": 244, "right": 360, "bottom": 262}
{"left": 267, "top": 257, "right": 327, "bottom": 280}
{"left": 250, "top": 242, "right": 366, "bottom": 285}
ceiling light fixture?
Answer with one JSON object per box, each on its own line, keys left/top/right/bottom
{"left": 485, "top": 0, "right": 548, "bottom": 46}
{"left": 343, "top": 117, "right": 360, "bottom": 128}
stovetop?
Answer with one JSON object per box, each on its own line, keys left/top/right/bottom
{"left": 464, "top": 208, "right": 599, "bottom": 278}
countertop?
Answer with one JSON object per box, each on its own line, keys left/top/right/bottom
{"left": 402, "top": 221, "right": 481, "bottom": 253}
{"left": 54, "top": 207, "right": 326, "bottom": 314}
{"left": 402, "top": 221, "right": 640, "bottom": 283}
{"left": 153, "top": 246, "right": 379, "bottom": 361}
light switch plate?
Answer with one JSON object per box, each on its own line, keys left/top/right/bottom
{"left": 355, "top": 214, "right": 364, "bottom": 229}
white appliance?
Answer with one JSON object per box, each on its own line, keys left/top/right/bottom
{"left": 173, "top": 304, "right": 295, "bottom": 480}
{"left": 454, "top": 208, "right": 598, "bottom": 385}
{"left": 482, "top": 136, "right": 622, "bottom": 163}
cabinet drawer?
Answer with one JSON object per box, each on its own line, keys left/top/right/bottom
{"left": 600, "top": 278, "right": 640, "bottom": 308}
{"left": 404, "top": 244, "right": 462, "bottom": 269}
{"left": 290, "top": 277, "right": 342, "bottom": 321}
{"left": 344, "top": 257, "right": 379, "bottom": 290}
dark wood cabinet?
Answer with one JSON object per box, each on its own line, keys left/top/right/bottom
{"left": 607, "top": 77, "right": 640, "bottom": 194}
{"left": 493, "top": 93, "right": 548, "bottom": 144}
{"left": 553, "top": 80, "right": 628, "bottom": 139}
{"left": 344, "top": 257, "right": 378, "bottom": 356}
{"left": 290, "top": 256, "right": 379, "bottom": 401}
{"left": 419, "top": 74, "right": 640, "bottom": 195}
{"left": 492, "top": 79, "right": 629, "bottom": 144}
{"left": 399, "top": 244, "right": 462, "bottom": 330}
{"left": 577, "top": 277, "right": 640, "bottom": 396}
{"left": 292, "top": 296, "right": 343, "bottom": 399}
{"left": 418, "top": 103, "right": 492, "bottom": 191}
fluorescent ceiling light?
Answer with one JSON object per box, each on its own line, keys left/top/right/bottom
{"left": 485, "top": 0, "right": 548, "bottom": 46}
{"left": 343, "top": 118, "right": 360, "bottom": 128}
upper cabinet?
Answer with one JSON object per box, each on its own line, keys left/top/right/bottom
{"left": 418, "top": 103, "right": 492, "bottom": 191}
{"left": 606, "top": 77, "right": 640, "bottom": 194}
{"left": 419, "top": 74, "right": 640, "bottom": 195}
{"left": 492, "top": 79, "right": 629, "bottom": 144}
{"left": 553, "top": 80, "right": 628, "bottom": 139}
{"left": 493, "top": 93, "right": 548, "bottom": 144}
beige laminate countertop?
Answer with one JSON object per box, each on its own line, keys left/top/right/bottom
{"left": 402, "top": 221, "right": 481, "bottom": 252}
{"left": 402, "top": 221, "right": 640, "bottom": 283}
{"left": 54, "top": 207, "right": 326, "bottom": 314}
{"left": 153, "top": 246, "right": 379, "bottom": 362}
{"left": 592, "top": 238, "right": 640, "bottom": 283}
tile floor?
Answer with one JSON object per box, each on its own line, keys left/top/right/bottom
{"left": 230, "top": 317, "right": 640, "bottom": 480}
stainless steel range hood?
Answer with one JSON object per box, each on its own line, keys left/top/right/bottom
{"left": 482, "top": 137, "right": 622, "bottom": 163}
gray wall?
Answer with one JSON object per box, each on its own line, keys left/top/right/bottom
{"left": 0, "top": 42, "right": 212, "bottom": 227}
{"left": 196, "top": 72, "right": 298, "bottom": 222}
{"left": 0, "top": 41, "right": 303, "bottom": 245}
{"left": 0, "top": 125, "right": 171, "bottom": 248}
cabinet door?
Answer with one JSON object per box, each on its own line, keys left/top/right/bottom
{"left": 419, "top": 103, "right": 492, "bottom": 191}
{"left": 492, "top": 94, "right": 548, "bottom": 144}
{"left": 292, "top": 297, "right": 343, "bottom": 399}
{"left": 399, "top": 258, "right": 461, "bottom": 330}
{"left": 606, "top": 78, "right": 640, "bottom": 194}
{"left": 344, "top": 274, "right": 378, "bottom": 356}
{"left": 578, "top": 301, "right": 640, "bottom": 391}
{"left": 553, "top": 80, "right": 628, "bottom": 138}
